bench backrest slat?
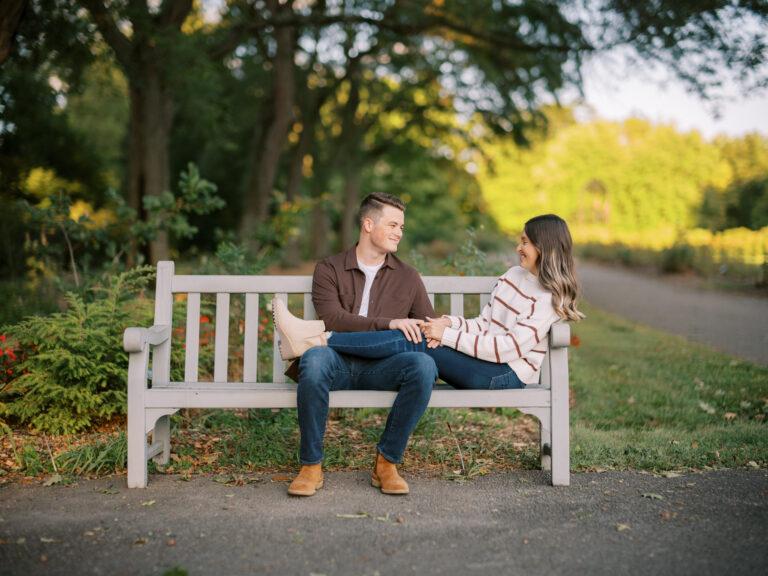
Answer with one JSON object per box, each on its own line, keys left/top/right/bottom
{"left": 303, "top": 293, "right": 316, "bottom": 320}
{"left": 214, "top": 293, "right": 230, "bottom": 383}
{"left": 450, "top": 293, "right": 464, "bottom": 317}
{"left": 184, "top": 293, "right": 201, "bottom": 383}
{"left": 272, "top": 293, "right": 288, "bottom": 383}
{"left": 243, "top": 293, "right": 259, "bottom": 383}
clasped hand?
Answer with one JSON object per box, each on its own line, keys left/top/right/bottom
{"left": 389, "top": 316, "right": 451, "bottom": 347}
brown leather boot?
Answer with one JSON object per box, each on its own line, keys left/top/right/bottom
{"left": 287, "top": 464, "right": 324, "bottom": 497}
{"left": 371, "top": 452, "right": 409, "bottom": 495}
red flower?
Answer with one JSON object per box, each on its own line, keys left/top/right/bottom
{"left": 200, "top": 316, "right": 210, "bottom": 324}
{"left": 6, "top": 369, "right": 12, "bottom": 375}
{"left": 0, "top": 334, "right": 6, "bottom": 343}
{"left": 5, "top": 349, "right": 16, "bottom": 361}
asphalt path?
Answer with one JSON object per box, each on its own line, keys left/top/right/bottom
{"left": 2, "top": 470, "right": 766, "bottom": 576}
{"left": 578, "top": 262, "right": 768, "bottom": 365}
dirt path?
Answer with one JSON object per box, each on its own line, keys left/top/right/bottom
{"left": 579, "top": 262, "right": 768, "bottom": 366}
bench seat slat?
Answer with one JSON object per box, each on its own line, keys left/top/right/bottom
{"left": 144, "top": 387, "right": 552, "bottom": 409}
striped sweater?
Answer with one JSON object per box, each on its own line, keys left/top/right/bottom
{"left": 440, "top": 266, "right": 561, "bottom": 385}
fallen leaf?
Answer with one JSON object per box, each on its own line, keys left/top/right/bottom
{"left": 641, "top": 493, "right": 664, "bottom": 500}
{"left": 271, "top": 474, "right": 292, "bottom": 483}
{"left": 694, "top": 377, "right": 705, "bottom": 389}
{"left": 724, "top": 412, "right": 737, "bottom": 421}
{"left": 166, "top": 538, "right": 176, "bottom": 547}
{"left": 659, "top": 510, "right": 677, "bottom": 521}
{"left": 43, "top": 474, "right": 62, "bottom": 487}
{"left": 133, "top": 537, "right": 147, "bottom": 546}
{"left": 39, "top": 537, "right": 57, "bottom": 543}
{"left": 141, "top": 500, "right": 156, "bottom": 507}
{"left": 698, "top": 401, "right": 716, "bottom": 415}
{"left": 661, "top": 471, "right": 682, "bottom": 478}
{"left": 616, "top": 523, "right": 631, "bottom": 532}
{"left": 336, "top": 512, "right": 370, "bottom": 519}
{"left": 746, "top": 461, "right": 759, "bottom": 469}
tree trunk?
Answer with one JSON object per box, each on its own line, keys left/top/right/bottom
{"left": 0, "top": 0, "right": 27, "bottom": 65}
{"left": 340, "top": 163, "right": 362, "bottom": 249}
{"left": 240, "top": 3, "right": 295, "bottom": 246}
{"left": 128, "top": 60, "right": 174, "bottom": 263}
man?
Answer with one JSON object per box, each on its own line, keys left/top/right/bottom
{"left": 284, "top": 192, "right": 437, "bottom": 497}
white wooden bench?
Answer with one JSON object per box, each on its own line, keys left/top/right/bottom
{"left": 124, "top": 261, "right": 572, "bottom": 488}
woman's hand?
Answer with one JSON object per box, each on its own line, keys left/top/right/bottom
{"left": 422, "top": 317, "right": 447, "bottom": 343}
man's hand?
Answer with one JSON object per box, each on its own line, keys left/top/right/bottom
{"left": 389, "top": 318, "right": 424, "bottom": 342}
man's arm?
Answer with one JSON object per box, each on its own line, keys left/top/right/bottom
{"left": 312, "top": 260, "right": 392, "bottom": 332}
{"left": 409, "top": 272, "right": 436, "bottom": 320}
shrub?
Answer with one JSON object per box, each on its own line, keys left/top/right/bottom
{"left": 660, "top": 243, "right": 696, "bottom": 273}
{"left": 0, "top": 267, "right": 180, "bottom": 434}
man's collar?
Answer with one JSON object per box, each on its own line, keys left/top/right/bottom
{"left": 344, "top": 244, "right": 400, "bottom": 270}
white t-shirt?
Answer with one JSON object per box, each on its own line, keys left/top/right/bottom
{"left": 357, "top": 259, "right": 384, "bottom": 317}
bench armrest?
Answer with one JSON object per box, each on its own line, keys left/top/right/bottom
{"left": 123, "top": 325, "right": 171, "bottom": 353}
{"left": 549, "top": 322, "right": 571, "bottom": 349}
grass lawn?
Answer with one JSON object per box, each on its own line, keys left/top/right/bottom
{"left": 1, "top": 303, "right": 766, "bottom": 483}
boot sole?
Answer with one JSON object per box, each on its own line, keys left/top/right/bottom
{"left": 287, "top": 480, "right": 324, "bottom": 497}
{"left": 371, "top": 476, "right": 409, "bottom": 495}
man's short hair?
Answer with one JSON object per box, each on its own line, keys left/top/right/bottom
{"left": 357, "top": 193, "right": 405, "bottom": 227}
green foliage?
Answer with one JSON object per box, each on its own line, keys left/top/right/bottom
{"left": 133, "top": 163, "right": 226, "bottom": 245}
{"left": 56, "top": 433, "right": 127, "bottom": 475}
{"left": 660, "top": 243, "right": 696, "bottom": 273}
{"left": 0, "top": 268, "right": 163, "bottom": 434}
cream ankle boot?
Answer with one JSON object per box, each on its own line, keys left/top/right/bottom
{"left": 272, "top": 298, "right": 328, "bottom": 360}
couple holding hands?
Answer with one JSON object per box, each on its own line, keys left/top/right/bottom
{"left": 273, "top": 193, "right": 583, "bottom": 496}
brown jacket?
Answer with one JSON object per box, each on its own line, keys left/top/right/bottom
{"left": 285, "top": 245, "right": 435, "bottom": 380}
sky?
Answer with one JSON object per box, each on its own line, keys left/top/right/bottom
{"left": 578, "top": 53, "right": 768, "bottom": 141}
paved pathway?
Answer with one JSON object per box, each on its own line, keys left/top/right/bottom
{"left": 579, "top": 262, "right": 768, "bottom": 365}
{"left": 1, "top": 470, "right": 766, "bottom": 576}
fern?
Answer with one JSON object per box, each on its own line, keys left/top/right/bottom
{"left": 0, "top": 267, "right": 182, "bottom": 434}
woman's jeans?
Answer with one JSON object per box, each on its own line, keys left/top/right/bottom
{"left": 328, "top": 330, "right": 525, "bottom": 391}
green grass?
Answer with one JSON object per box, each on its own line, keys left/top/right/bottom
{"left": 568, "top": 302, "right": 767, "bottom": 470}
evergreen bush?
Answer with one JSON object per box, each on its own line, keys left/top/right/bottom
{"left": 0, "top": 267, "right": 182, "bottom": 434}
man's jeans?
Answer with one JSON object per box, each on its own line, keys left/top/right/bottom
{"left": 328, "top": 329, "right": 525, "bottom": 391}
{"left": 297, "top": 347, "right": 437, "bottom": 465}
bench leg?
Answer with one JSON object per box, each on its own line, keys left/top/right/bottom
{"left": 540, "top": 417, "right": 552, "bottom": 472}
{"left": 550, "top": 405, "right": 570, "bottom": 486}
{"left": 151, "top": 415, "right": 171, "bottom": 466}
{"left": 127, "top": 408, "right": 148, "bottom": 488}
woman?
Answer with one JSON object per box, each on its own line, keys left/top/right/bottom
{"left": 274, "top": 214, "right": 584, "bottom": 389}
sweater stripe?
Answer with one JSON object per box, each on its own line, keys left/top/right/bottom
{"left": 503, "top": 278, "right": 536, "bottom": 302}
{"left": 530, "top": 348, "right": 547, "bottom": 355}
{"left": 507, "top": 333, "right": 522, "bottom": 356}
{"left": 522, "top": 358, "right": 538, "bottom": 372}
{"left": 493, "top": 338, "right": 500, "bottom": 363}
{"left": 494, "top": 295, "right": 520, "bottom": 314}
{"left": 518, "top": 321, "right": 540, "bottom": 343}
{"left": 455, "top": 332, "right": 462, "bottom": 350}
{"left": 473, "top": 335, "right": 479, "bottom": 358}
{"left": 491, "top": 318, "right": 508, "bottom": 331}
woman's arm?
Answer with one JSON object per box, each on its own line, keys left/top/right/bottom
{"left": 429, "top": 307, "right": 557, "bottom": 364}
